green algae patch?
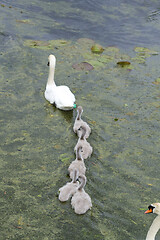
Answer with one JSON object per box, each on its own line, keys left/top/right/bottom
{"left": 98, "top": 55, "right": 114, "bottom": 63}
{"left": 49, "top": 39, "right": 70, "bottom": 47}
{"left": 134, "top": 47, "right": 158, "bottom": 55}
{"left": 131, "top": 56, "right": 146, "bottom": 64}
{"left": 24, "top": 39, "right": 71, "bottom": 50}
{"left": 23, "top": 38, "right": 159, "bottom": 71}
{"left": 87, "top": 59, "right": 105, "bottom": 68}
{"left": 105, "top": 46, "right": 120, "bottom": 55}
{"left": 155, "top": 77, "right": 160, "bottom": 83}
{"left": 153, "top": 77, "right": 160, "bottom": 84}
{"left": 82, "top": 52, "right": 95, "bottom": 60}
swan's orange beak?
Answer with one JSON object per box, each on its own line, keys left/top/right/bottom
{"left": 145, "top": 209, "right": 153, "bottom": 214}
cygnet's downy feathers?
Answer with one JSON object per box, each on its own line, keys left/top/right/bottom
{"left": 74, "top": 126, "right": 93, "bottom": 159}
{"left": 71, "top": 175, "right": 92, "bottom": 214}
{"left": 73, "top": 106, "right": 91, "bottom": 138}
{"left": 58, "top": 169, "right": 79, "bottom": 202}
{"left": 68, "top": 146, "right": 86, "bottom": 180}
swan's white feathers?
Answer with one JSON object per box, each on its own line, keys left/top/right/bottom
{"left": 45, "top": 54, "right": 75, "bottom": 110}
{"left": 53, "top": 85, "right": 75, "bottom": 109}
{"left": 145, "top": 202, "right": 160, "bottom": 240}
{"left": 45, "top": 83, "right": 55, "bottom": 104}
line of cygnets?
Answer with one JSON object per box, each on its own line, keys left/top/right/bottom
{"left": 58, "top": 106, "right": 93, "bottom": 214}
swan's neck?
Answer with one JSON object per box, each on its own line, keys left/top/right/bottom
{"left": 47, "top": 65, "right": 56, "bottom": 86}
{"left": 146, "top": 215, "right": 160, "bottom": 240}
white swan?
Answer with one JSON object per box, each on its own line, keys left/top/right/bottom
{"left": 71, "top": 175, "right": 92, "bottom": 215}
{"left": 73, "top": 106, "right": 91, "bottom": 139}
{"left": 45, "top": 54, "right": 76, "bottom": 110}
{"left": 58, "top": 169, "right": 79, "bottom": 202}
{"left": 74, "top": 126, "right": 93, "bottom": 159}
{"left": 145, "top": 203, "right": 160, "bottom": 240}
{"left": 68, "top": 146, "right": 86, "bottom": 180}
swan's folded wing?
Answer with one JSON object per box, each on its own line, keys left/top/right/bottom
{"left": 54, "top": 86, "right": 75, "bottom": 108}
{"left": 44, "top": 85, "right": 55, "bottom": 104}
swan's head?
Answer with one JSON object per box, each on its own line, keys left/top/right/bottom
{"left": 145, "top": 203, "right": 160, "bottom": 215}
{"left": 48, "top": 54, "right": 56, "bottom": 67}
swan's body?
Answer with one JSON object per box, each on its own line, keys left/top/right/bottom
{"left": 74, "top": 126, "right": 93, "bottom": 159}
{"left": 73, "top": 106, "right": 91, "bottom": 138}
{"left": 145, "top": 203, "right": 160, "bottom": 240}
{"left": 45, "top": 54, "right": 76, "bottom": 110}
{"left": 58, "top": 169, "right": 79, "bottom": 202}
{"left": 71, "top": 175, "right": 92, "bottom": 215}
{"left": 68, "top": 146, "right": 86, "bottom": 180}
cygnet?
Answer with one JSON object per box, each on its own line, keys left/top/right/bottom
{"left": 71, "top": 175, "right": 92, "bottom": 214}
{"left": 74, "top": 126, "right": 93, "bottom": 159}
{"left": 68, "top": 146, "right": 86, "bottom": 180}
{"left": 58, "top": 169, "right": 79, "bottom": 202}
{"left": 73, "top": 106, "right": 91, "bottom": 138}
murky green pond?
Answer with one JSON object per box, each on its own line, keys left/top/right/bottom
{"left": 0, "top": 1, "right": 160, "bottom": 239}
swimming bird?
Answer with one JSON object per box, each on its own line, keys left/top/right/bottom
{"left": 45, "top": 54, "right": 76, "bottom": 110}
{"left": 71, "top": 175, "right": 92, "bottom": 214}
{"left": 68, "top": 146, "right": 86, "bottom": 180}
{"left": 145, "top": 203, "right": 160, "bottom": 240}
{"left": 58, "top": 169, "right": 79, "bottom": 202}
{"left": 73, "top": 106, "right": 91, "bottom": 138}
{"left": 74, "top": 126, "right": 93, "bottom": 159}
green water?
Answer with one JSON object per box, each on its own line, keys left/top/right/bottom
{"left": 0, "top": 1, "right": 160, "bottom": 239}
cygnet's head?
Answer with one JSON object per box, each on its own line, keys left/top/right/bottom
{"left": 145, "top": 203, "right": 160, "bottom": 215}
{"left": 78, "top": 126, "right": 86, "bottom": 139}
{"left": 77, "top": 106, "right": 83, "bottom": 113}
{"left": 48, "top": 54, "right": 56, "bottom": 67}
{"left": 76, "top": 146, "right": 83, "bottom": 160}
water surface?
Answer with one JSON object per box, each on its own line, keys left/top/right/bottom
{"left": 0, "top": 1, "right": 160, "bottom": 239}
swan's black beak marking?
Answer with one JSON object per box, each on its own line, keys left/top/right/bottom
{"left": 47, "top": 62, "right": 50, "bottom": 66}
{"left": 145, "top": 205, "right": 155, "bottom": 214}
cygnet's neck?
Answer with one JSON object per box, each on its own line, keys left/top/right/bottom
{"left": 72, "top": 169, "right": 79, "bottom": 183}
{"left": 80, "top": 127, "right": 86, "bottom": 140}
{"left": 47, "top": 63, "right": 56, "bottom": 86}
{"left": 78, "top": 175, "right": 86, "bottom": 191}
{"left": 76, "top": 147, "right": 83, "bottom": 161}
{"left": 77, "top": 108, "right": 82, "bottom": 120}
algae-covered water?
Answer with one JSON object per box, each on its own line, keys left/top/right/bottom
{"left": 0, "top": 0, "right": 160, "bottom": 239}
